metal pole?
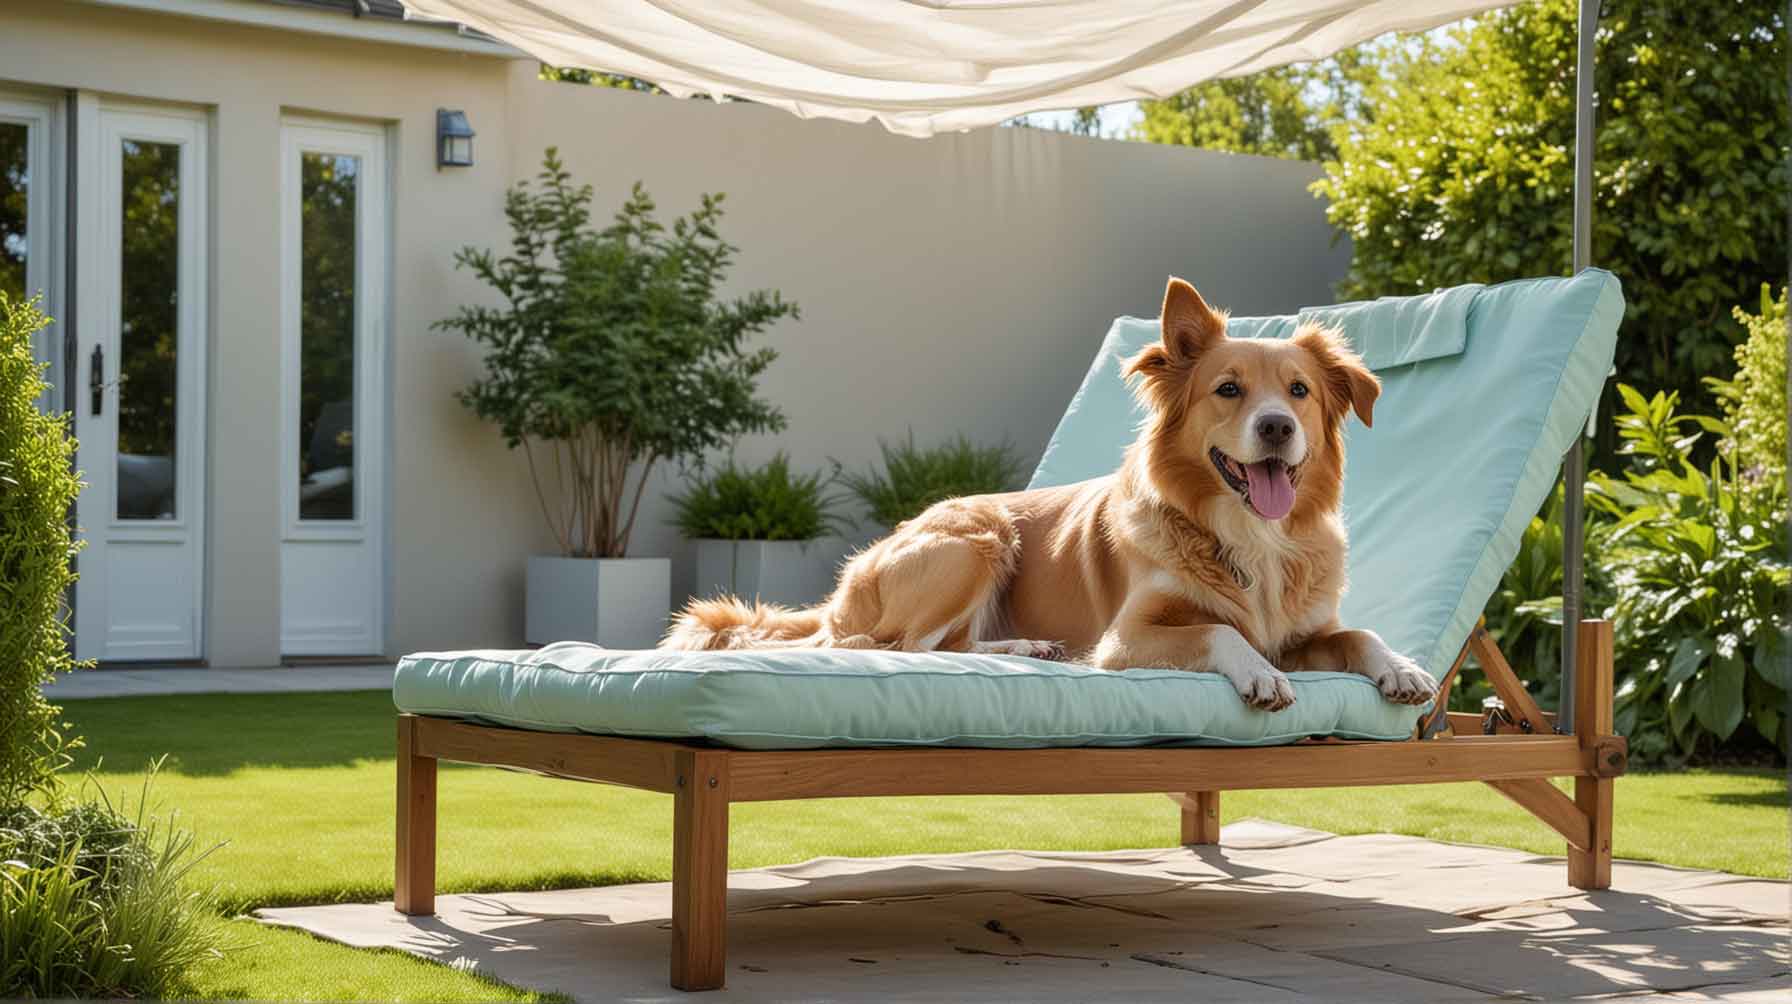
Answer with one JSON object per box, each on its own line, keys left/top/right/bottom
{"left": 1561, "top": 0, "right": 1599, "bottom": 731}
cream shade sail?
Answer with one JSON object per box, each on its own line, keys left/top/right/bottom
{"left": 402, "top": 1, "right": 1513, "bottom": 137}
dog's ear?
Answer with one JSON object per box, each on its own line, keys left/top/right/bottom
{"left": 1159, "top": 277, "right": 1226, "bottom": 364}
{"left": 1125, "top": 277, "right": 1226, "bottom": 411}
{"left": 1294, "top": 324, "right": 1379, "bottom": 428}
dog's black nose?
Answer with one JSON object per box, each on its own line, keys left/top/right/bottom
{"left": 1256, "top": 412, "right": 1296, "bottom": 447}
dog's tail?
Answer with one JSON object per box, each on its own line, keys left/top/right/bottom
{"left": 661, "top": 596, "right": 827, "bottom": 651}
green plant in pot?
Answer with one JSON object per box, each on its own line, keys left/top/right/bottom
{"left": 670, "top": 453, "right": 850, "bottom": 606}
{"left": 439, "top": 150, "right": 797, "bottom": 647}
{"left": 840, "top": 433, "right": 1026, "bottom": 527}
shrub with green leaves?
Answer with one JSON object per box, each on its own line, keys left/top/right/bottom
{"left": 1477, "top": 372, "right": 1788, "bottom": 764}
{"left": 840, "top": 434, "right": 1025, "bottom": 527}
{"left": 1708, "top": 284, "right": 1787, "bottom": 487}
{"left": 1311, "top": 0, "right": 1788, "bottom": 421}
{"left": 0, "top": 775, "right": 224, "bottom": 999}
{"left": 1589, "top": 386, "right": 1788, "bottom": 764}
{"left": 1460, "top": 486, "right": 1611, "bottom": 714}
{"left": 670, "top": 453, "right": 847, "bottom": 541}
{"left": 2, "top": 296, "right": 220, "bottom": 997}
{"left": 0, "top": 292, "right": 83, "bottom": 803}
{"left": 438, "top": 148, "right": 798, "bottom": 558}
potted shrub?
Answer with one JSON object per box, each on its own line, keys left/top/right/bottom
{"left": 439, "top": 150, "right": 798, "bottom": 647}
{"left": 671, "top": 453, "right": 849, "bottom": 606}
{"left": 840, "top": 432, "right": 1026, "bottom": 527}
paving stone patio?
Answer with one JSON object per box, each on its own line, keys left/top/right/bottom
{"left": 42, "top": 665, "right": 393, "bottom": 699}
{"left": 258, "top": 820, "right": 1790, "bottom": 1002}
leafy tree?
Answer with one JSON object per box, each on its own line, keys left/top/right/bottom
{"left": 540, "top": 65, "right": 667, "bottom": 93}
{"left": 1134, "top": 46, "right": 1379, "bottom": 160}
{"left": 438, "top": 149, "right": 798, "bottom": 558}
{"left": 1005, "top": 106, "right": 1104, "bottom": 136}
{"left": 1313, "top": 0, "right": 1789, "bottom": 417}
{"left": 1708, "top": 285, "right": 1788, "bottom": 488}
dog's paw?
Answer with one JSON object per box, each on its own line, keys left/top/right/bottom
{"left": 1237, "top": 666, "right": 1296, "bottom": 712}
{"left": 1027, "top": 640, "right": 1069, "bottom": 661}
{"left": 1373, "top": 653, "right": 1438, "bottom": 705}
{"left": 975, "top": 638, "right": 1067, "bottom": 661}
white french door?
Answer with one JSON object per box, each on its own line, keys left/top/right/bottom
{"left": 73, "top": 102, "right": 208, "bottom": 662}
{"left": 278, "top": 119, "right": 387, "bottom": 656}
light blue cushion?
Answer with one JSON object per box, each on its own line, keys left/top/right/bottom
{"left": 395, "top": 643, "right": 1424, "bottom": 750}
{"left": 1031, "top": 270, "right": 1625, "bottom": 677}
{"left": 395, "top": 272, "right": 1622, "bottom": 750}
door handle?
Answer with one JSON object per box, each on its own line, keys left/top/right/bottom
{"left": 89, "top": 343, "right": 104, "bottom": 416}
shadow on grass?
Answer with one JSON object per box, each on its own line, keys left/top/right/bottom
{"left": 64, "top": 691, "right": 404, "bottom": 776}
{"left": 1689, "top": 789, "right": 1790, "bottom": 808}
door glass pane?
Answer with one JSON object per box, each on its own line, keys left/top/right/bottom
{"left": 298, "top": 152, "right": 358, "bottom": 520}
{"left": 116, "top": 139, "right": 180, "bottom": 520}
{"left": 0, "top": 121, "right": 26, "bottom": 301}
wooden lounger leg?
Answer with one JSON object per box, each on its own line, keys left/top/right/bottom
{"left": 395, "top": 715, "right": 437, "bottom": 915}
{"left": 1568, "top": 620, "right": 1615, "bottom": 890}
{"left": 1173, "top": 790, "right": 1222, "bottom": 845}
{"left": 671, "top": 750, "right": 730, "bottom": 991}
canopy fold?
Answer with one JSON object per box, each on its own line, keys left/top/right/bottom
{"left": 402, "top": 1, "right": 1511, "bottom": 137}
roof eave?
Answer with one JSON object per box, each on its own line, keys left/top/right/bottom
{"left": 69, "top": 0, "right": 530, "bottom": 58}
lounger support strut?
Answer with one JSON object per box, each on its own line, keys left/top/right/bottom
{"left": 1470, "top": 621, "right": 1554, "bottom": 735}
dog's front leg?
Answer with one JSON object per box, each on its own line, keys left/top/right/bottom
{"left": 1281, "top": 627, "right": 1437, "bottom": 705}
{"left": 1094, "top": 621, "right": 1295, "bottom": 711}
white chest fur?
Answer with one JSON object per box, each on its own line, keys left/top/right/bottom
{"left": 1194, "top": 500, "right": 1340, "bottom": 658}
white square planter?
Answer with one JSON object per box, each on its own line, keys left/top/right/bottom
{"left": 693, "top": 539, "right": 840, "bottom": 608}
{"left": 526, "top": 556, "right": 670, "bottom": 649}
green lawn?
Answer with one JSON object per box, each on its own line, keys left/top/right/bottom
{"left": 60, "top": 690, "right": 1789, "bottom": 1002}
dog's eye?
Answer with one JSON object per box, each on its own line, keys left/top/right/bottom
{"left": 1216, "top": 381, "right": 1241, "bottom": 398}
{"left": 1290, "top": 381, "right": 1309, "bottom": 399}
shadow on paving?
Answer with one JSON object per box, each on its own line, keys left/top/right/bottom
{"left": 258, "top": 825, "right": 1792, "bottom": 1003}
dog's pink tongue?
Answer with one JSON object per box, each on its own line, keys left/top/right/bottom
{"left": 1244, "top": 462, "right": 1296, "bottom": 520}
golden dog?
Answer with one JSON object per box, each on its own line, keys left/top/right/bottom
{"left": 663, "top": 277, "right": 1438, "bottom": 710}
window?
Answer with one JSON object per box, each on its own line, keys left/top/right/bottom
{"left": 115, "top": 139, "right": 181, "bottom": 520}
{"left": 0, "top": 120, "right": 27, "bottom": 300}
{"left": 297, "top": 151, "right": 360, "bottom": 520}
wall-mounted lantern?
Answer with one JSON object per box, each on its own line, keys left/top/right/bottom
{"left": 437, "top": 109, "right": 475, "bottom": 168}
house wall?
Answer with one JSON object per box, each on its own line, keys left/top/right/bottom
{"left": 3, "top": 0, "right": 1350, "bottom": 665}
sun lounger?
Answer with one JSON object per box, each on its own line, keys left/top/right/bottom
{"left": 393, "top": 268, "right": 1627, "bottom": 990}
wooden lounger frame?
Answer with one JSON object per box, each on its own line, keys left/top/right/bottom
{"left": 394, "top": 619, "right": 1625, "bottom": 992}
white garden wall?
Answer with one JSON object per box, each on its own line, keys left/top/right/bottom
{"left": 2, "top": 1, "right": 1348, "bottom": 661}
